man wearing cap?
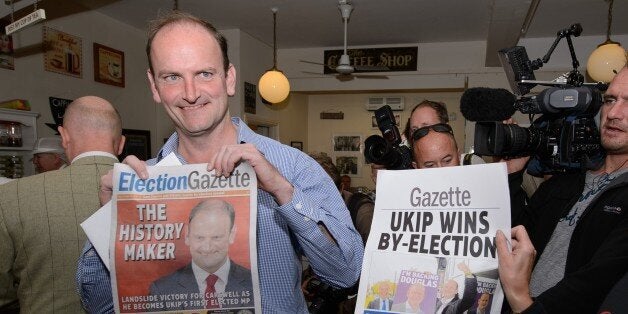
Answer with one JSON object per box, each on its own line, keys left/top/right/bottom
{"left": 0, "top": 96, "right": 125, "bottom": 312}
{"left": 31, "top": 137, "right": 68, "bottom": 173}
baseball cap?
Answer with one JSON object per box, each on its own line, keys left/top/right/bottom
{"left": 32, "top": 137, "right": 65, "bottom": 155}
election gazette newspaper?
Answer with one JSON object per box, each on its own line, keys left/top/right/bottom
{"left": 110, "top": 162, "right": 261, "bottom": 313}
{"left": 356, "top": 163, "right": 511, "bottom": 314}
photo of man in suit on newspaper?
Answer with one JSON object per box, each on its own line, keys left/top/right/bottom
{"left": 149, "top": 199, "right": 253, "bottom": 310}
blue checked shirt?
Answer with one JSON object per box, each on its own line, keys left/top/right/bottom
{"left": 76, "top": 117, "right": 364, "bottom": 313}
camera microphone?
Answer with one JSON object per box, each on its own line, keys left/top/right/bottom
{"left": 460, "top": 87, "right": 517, "bottom": 122}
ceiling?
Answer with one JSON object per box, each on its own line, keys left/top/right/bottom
{"left": 2, "top": 0, "right": 627, "bottom": 66}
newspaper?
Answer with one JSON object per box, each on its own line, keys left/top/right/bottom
{"left": 110, "top": 162, "right": 261, "bottom": 313}
{"left": 355, "top": 163, "right": 511, "bottom": 314}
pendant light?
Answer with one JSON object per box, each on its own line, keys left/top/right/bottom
{"left": 258, "top": 7, "right": 290, "bottom": 104}
{"left": 586, "top": 0, "right": 627, "bottom": 83}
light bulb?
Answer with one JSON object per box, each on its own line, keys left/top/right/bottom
{"left": 587, "top": 43, "right": 627, "bottom": 83}
{"left": 258, "top": 70, "right": 290, "bottom": 103}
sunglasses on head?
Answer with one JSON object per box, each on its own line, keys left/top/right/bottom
{"left": 411, "top": 123, "right": 453, "bottom": 142}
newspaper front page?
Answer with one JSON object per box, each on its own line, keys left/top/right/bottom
{"left": 356, "top": 163, "right": 511, "bottom": 314}
{"left": 110, "top": 162, "right": 261, "bottom": 313}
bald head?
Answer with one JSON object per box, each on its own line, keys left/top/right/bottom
{"left": 413, "top": 131, "right": 459, "bottom": 169}
{"left": 58, "top": 96, "right": 124, "bottom": 161}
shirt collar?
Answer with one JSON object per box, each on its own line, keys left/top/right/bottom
{"left": 192, "top": 259, "right": 231, "bottom": 288}
{"left": 71, "top": 151, "right": 118, "bottom": 164}
{"left": 155, "top": 117, "right": 251, "bottom": 164}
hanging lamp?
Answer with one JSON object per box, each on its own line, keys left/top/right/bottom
{"left": 258, "top": 7, "right": 290, "bottom": 104}
{"left": 586, "top": 0, "right": 627, "bottom": 83}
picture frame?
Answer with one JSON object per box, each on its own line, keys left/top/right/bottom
{"left": 43, "top": 27, "right": 83, "bottom": 78}
{"left": 244, "top": 82, "right": 256, "bottom": 114}
{"left": 334, "top": 154, "right": 362, "bottom": 178}
{"left": 93, "top": 43, "right": 125, "bottom": 87}
{"left": 120, "top": 129, "right": 151, "bottom": 161}
{"left": 290, "top": 141, "right": 303, "bottom": 151}
{"left": 0, "top": 33, "right": 15, "bottom": 70}
{"left": 332, "top": 133, "right": 362, "bottom": 152}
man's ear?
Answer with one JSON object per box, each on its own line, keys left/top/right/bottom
{"left": 412, "top": 161, "right": 418, "bottom": 169}
{"left": 147, "top": 69, "right": 162, "bottom": 104}
{"left": 58, "top": 125, "right": 70, "bottom": 149}
{"left": 116, "top": 135, "right": 126, "bottom": 156}
{"left": 228, "top": 224, "right": 237, "bottom": 244}
{"left": 226, "top": 64, "right": 236, "bottom": 97}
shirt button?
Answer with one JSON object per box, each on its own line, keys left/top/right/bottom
{"left": 303, "top": 217, "right": 310, "bottom": 222}
{"left": 295, "top": 203, "right": 303, "bottom": 210}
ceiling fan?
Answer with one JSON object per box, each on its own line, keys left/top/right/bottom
{"left": 300, "top": 0, "right": 389, "bottom": 81}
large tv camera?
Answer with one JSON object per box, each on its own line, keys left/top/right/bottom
{"left": 364, "top": 105, "right": 413, "bottom": 170}
{"left": 467, "top": 23, "right": 607, "bottom": 175}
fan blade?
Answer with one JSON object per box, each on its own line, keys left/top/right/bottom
{"left": 353, "top": 74, "right": 389, "bottom": 79}
{"left": 354, "top": 65, "right": 390, "bottom": 71}
{"left": 302, "top": 71, "right": 324, "bottom": 75}
{"left": 299, "top": 59, "right": 325, "bottom": 66}
{"left": 335, "top": 74, "right": 355, "bottom": 82}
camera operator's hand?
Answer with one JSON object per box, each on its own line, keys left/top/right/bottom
{"left": 492, "top": 118, "right": 530, "bottom": 174}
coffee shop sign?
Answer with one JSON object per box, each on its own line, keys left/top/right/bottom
{"left": 323, "top": 46, "right": 417, "bottom": 74}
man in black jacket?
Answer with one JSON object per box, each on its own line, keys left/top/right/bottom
{"left": 497, "top": 66, "right": 628, "bottom": 313}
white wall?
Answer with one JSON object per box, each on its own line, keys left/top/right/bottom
{"left": 2, "top": 10, "right": 624, "bottom": 170}
{"left": 0, "top": 10, "right": 167, "bottom": 155}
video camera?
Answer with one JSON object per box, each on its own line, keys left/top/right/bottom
{"left": 471, "top": 23, "right": 607, "bottom": 175}
{"left": 364, "top": 105, "right": 413, "bottom": 170}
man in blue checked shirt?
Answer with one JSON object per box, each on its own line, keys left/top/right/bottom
{"left": 76, "top": 11, "right": 363, "bottom": 313}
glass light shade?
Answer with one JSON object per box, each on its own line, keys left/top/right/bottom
{"left": 586, "top": 43, "right": 627, "bottom": 83}
{"left": 258, "top": 69, "right": 290, "bottom": 103}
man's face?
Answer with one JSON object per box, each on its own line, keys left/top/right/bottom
{"left": 477, "top": 293, "right": 490, "bottom": 309}
{"left": 409, "top": 106, "right": 442, "bottom": 135}
{"left": 406, "top": 284, "right": 425, "bottom": 307}
{"left": 32, "top": 153, "right": 61, "bottom": 173}
{"left": 185, "top": 208, "right": 235, "bottom": 273}
{"left": 340, "top": 176, "right": 351, "bottom": 190}
{"left": 147, "top": 22, "right": 236, "bottom": 138}
{"left": 441, "top": 280, "right": 458, "bottom": 299}
{"left": 378, "top": 282, "right": 390, "bottom": 298}
{"left": 600, "top": 68, "right": 628, "bottom": 154}
{"left": 413, "top": 131, "right": 460, "bottom": 168}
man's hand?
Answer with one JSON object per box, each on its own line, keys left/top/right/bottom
{"left": 457, "top": 261, "right": 472, "bottom": 276}
{"left": 496, "top": 226, "right": 536, "bottom": 313}
{"left": 207, "top": 143, "right": 294, "bottom": 205}
{"left": 99, "top": 155, "right": 147, "bottom": 205}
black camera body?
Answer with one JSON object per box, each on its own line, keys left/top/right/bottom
{"left": 305, "top": 277, "right": 354, "bottom": 314}
{"left": 474, "top": 32, "right": 606, "bottom": 175}
{"left": 364, "top": 105, "right": 413, "bottom": 170}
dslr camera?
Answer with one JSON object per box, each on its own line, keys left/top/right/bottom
{"left": 474, "top": 24, "right": 606, "bottom": 175}
{"left": 364, "top": 105, "right": 413, "bottom": 170}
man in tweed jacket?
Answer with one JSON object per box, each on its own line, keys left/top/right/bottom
{"left": 0, "top": 96, "right": 125, "bottom": 312}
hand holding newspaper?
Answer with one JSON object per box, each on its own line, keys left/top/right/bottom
{"left": 83, "top": 154, "right": 262, "bottom": 313}
{"left": 355, "top": 163, "right": 511, "bottom": 314}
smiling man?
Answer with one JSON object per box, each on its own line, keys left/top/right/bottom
{"left": 76, "top": 11, "right": 363, "bottom": 313}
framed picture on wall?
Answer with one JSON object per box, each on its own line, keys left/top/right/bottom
{"left": 334, "top": 154, "right": 362, "bottom": 178}
{"left": 332, "top": 133, "right": 362, "bottom": 152}
{"left": 244, "top": 82, "right": 256, "bottom": 114}
{"left": 0, "top": 33, "right": 15, "bottom": 70}
{"left": 43, "top": 27, "right": 83, "bottom": 78}
{"left": 290, "top": 141, "right": 303, "bottom": 151}
{"left": 119, "top": 129, "right": 151, "bottom": 161}
{"left": 93, "top": 43, "right": 125, "bottom": 87}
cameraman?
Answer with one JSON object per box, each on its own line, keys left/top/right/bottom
{"left": 498, "top": 67, "right": 628, "bottom": 313}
